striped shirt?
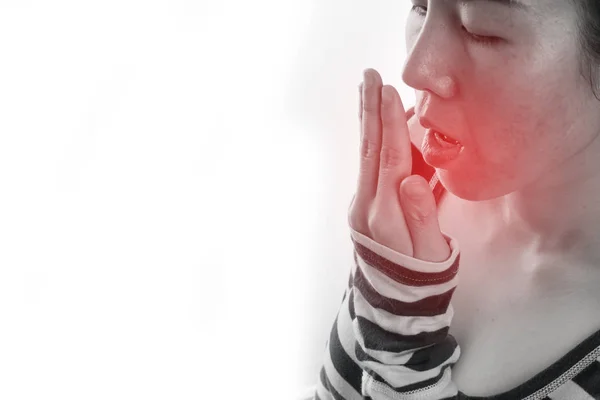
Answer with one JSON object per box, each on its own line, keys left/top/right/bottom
{"left": 310, "top": 112, "right": 600, "bottom": 399}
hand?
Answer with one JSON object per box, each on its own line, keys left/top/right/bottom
{"left": 348, "top": 68, "right": 450, "bottom": 262}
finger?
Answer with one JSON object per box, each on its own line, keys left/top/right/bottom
{"left": 399, "top": 175, "right": 450, "bottom": 262}
{"left": 358, "top": 82, "right": 363, "bottom": 123}
{"left": 350, "top": 82, "right": 366, "bottom": 234}
{"left": 375, "top": 85, "right": 412, "bottom": 201}
{"left": 407, "top": 108, "right": 427, "bottom": 149}
{"left": 354, "top": 69, "right": 383, "bottom": 217}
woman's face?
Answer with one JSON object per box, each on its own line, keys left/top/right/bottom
{"left": 404, "top": 0, "right": 600, "bottom": 201}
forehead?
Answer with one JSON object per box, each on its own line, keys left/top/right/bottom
{"left": 454, "top": 0, "right": 579, "bottom": 27}
{"left": 458, "top": 0, "right": 573, "bottom": 13}
{"left": 462, "top": 0, "right": 529, "bottom": 10}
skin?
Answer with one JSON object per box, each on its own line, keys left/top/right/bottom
{"left": 348, "top": 0, "right": 600, "bottom": 394}
{"left": 350, "top": 0, "right": 600, "bottom": 273}
{"left": 402, "top": 0, "right": 600, "bottom": 257}
{"left": 349, "top": 74, "right": 450, "bottom": 263}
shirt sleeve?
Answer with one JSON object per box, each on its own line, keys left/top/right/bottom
{"left": 349, "top": 226, "right": 462, "bottom": 400}
{"left": 313, "top": 106, "right": 461, "bottom": 400}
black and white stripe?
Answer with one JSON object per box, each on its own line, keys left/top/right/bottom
{"left": 309, "top": 113, "right": 600, "bottom": 399}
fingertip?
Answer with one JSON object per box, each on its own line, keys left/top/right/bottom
{"left": 363, "top": 68, "right": 382, "bottom": 86}
{"left": 381, "top": 85, "right": 395, "bottom": 107}
{"left": 400, "top": 176, "right": 449, "bottom": 262}
{"left": 400, "top": 175, "right": 436, "bottom": 221}
{"left": 401, "top": 175, "right": 430, "bottom": 198}
{"left": 381, "top": 85, "right": 407, "bottom": 122}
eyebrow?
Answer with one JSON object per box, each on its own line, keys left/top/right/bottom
{"left": 462, "top": 0, "right": 529, "bottom": 10}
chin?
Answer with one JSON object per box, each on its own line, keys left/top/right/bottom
{"left": 435, "top": 167, "right": 511, "bottom": 202}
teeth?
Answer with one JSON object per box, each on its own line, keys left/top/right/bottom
{"left": 435, "top": 131, "right": 460, "bottom": 145}
{"left": 442, "top": 134, "right": 459, "bottom": 145}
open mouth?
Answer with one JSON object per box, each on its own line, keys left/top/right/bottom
{"left": 433, "top": 130, "right": 461, "bottom": 147}
{"left": 422, "top": 129, "right": 464, "bottom": 167}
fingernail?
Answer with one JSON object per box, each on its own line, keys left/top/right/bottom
{"left": 405, "top": 180, "right": 428, "bottom": 200}
{"left": 403, "top": 180, "right": 432, "bottom": 220}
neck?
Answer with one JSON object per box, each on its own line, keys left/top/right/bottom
{"left": 490, "top": 134, "right": 600, "bottom": 255}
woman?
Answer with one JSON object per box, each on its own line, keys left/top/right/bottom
{"left": 314, "top": 0, "right": 600, "bottom": 399}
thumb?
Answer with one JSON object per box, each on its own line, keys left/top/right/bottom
{"left": 399, "top": 175, "right": 450, "bottom": 262}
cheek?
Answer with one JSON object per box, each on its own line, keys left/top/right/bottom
{"left": 469, "top": 72, "right": 573, "bottom": 166}
{"left": 474, "top": 91, "right": 588, "bottom": 186}
{"left": 466, "top": 42, "right": 581, "bottom": 142}
{"left": 466, "top": 93, "right": 528, "bottom": 164}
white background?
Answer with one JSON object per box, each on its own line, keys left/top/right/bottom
{"left": 0, "top": 1, "right": 415, "bottom": 398}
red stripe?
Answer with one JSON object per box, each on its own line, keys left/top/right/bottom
{"left": 351, "top": 238, "right": 459, "bottom": 287}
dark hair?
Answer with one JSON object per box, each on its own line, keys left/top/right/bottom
{"left": 572, "top": 0, "right": 600, "bottom": 99}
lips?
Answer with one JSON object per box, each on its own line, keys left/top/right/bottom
{"left": 433, "top": 130, "right": 461, "bottom": 147}
{"left": 418, "top": 116, "right": 463, "bottom": 146}
{"left": 422, "top": 128, "right": 464, "bottom": 168}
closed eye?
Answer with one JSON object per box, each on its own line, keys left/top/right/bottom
{"left": 409, "top": 5, "right": 503, "bottom": 47}
{"left": 410, "top": 5, "right": 427, "bottom": 16}
{"left": 461, "top": 26, "right": 503, "bottom": 46}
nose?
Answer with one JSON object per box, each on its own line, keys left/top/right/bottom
{"left": 402, "top": 21, "right": 459, "bottom": 99}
